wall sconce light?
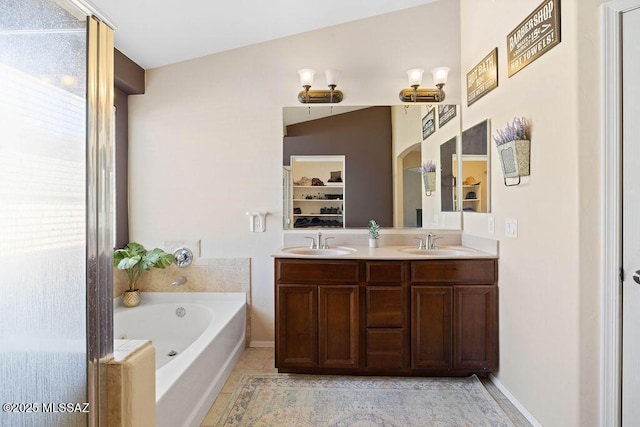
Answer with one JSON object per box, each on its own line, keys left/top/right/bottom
{"left": 297, "top": 69, "right": 343, "bottom": 103}
{"left": 399, "top": 67, "right": 449, "bottom": 102}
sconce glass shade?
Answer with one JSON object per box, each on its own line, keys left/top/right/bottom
{"left": 325, "top": 69, "right": 339, "bottom": 87}
{"left": 298, "top": 68, "right": 315, "bottom": 87}
{"left": 407, "top": 68, "right": 424, "bottom": 86}
{"left": 431, "top": 67, "right": 450, "bottom": 86}
{"left": 297, "top": 67, "right": 343, "bottom": 103}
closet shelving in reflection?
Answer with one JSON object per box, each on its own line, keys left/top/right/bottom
{"left": 289, "top": 155, "right": 345, "bottom": 229}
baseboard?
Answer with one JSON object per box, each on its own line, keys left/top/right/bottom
{"left": 249, "top": 340, "right": 275, "bottom": 348}
{"left": 489, "top": 374, "right": 543, "bottom": 427}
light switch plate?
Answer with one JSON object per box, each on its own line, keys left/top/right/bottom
{"left": 505, "top": 218, "right": 518, "bottom": 238}
{"left": 487, "top": 217, "right": 495, "bottom": 235}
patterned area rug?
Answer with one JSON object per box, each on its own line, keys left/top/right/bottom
{"left": 217, "top": 374, "right": 514, "bottom": 426}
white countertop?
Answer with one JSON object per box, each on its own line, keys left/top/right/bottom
{"left": 273, "top": 245, "right": 498, "bottom": 260}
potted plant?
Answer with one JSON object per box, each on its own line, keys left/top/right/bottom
{"left": 493, "top": 117, "right": 531, "bottom": 186}
{"left": 368, "top": 219, "right": 380, "bottom": 248}
{"left": 419, "top": 160, "right": 437, "bottom": 196}
{"left": 113, "top": 242, "right": 175, "bottom": 307}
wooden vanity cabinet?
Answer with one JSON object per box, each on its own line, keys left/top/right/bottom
{"left": 275, "top": 257, "right": 498, "bottom": 376}
{"left": 364, "top": 261, "right": 408, "bottom": 371}
{"left": 411, "top": 285, "right": 453, "bottom": 371}
{"left": 275, "top": 259, "right": 360, "bottom": 371}
{"left": 410, "top": 259, "right": 498, "bottom": 374}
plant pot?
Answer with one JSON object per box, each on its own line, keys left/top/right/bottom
{"left": 423, "top": 172, "right": 436, "bottom": 195}
{"left": 369, "top": 238, "right": 378, "bottom": 248}
{"left": 122, "top": 289, "right": 141, "bottom": 307}
{"left": 497, "top": 140, "right": 530, "bottom": 180}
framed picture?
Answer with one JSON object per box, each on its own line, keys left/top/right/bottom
{"left": 507, "top": 0, "right": 561, "bottom": 77}
{"left": 422, "top": 107, "right": 436, "bottom": 140}
{"left": 438, "top": 104, "right": 457, "bottom": 128}
{"left": 466, "top": 48, "right": 498, "bottom": 106}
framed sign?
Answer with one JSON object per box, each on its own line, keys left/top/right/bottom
{"left": 466, "top": 48, "right": 498, "bottom": 106}
{"left": 438, "top": 104, "right": 457, "bottom": 128}
{"left": 507, "top": 0, "right": 561, "bottom": 77}
{"left": 422, "top": 107, "right": 436, "bottom": 141}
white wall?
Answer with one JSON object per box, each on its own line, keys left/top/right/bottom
{"left": 459, "top": 0, "right": 603, "bottom": 425}
{"left": 128, "top": 1, "right": 461, "bottom": 343}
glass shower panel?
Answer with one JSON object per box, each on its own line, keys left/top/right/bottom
{"left": 0, "top": 0, "right": 88, "bottom": 425}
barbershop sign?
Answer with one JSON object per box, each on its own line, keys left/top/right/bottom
{"left": 507, "top": 0, "right": 561, "bottom": 77}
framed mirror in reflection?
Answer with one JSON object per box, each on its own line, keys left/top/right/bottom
{"left": 282, "top": 105, "right": 465, "bottom": 230}
{"left": 458, "top": 119, "right": 490, "bottom": 213}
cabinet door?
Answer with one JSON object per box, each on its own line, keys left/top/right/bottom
{"left": 453, "top": 285, "right": 498, "bottom": 372}
{"left": 318, "top": 285, "right": 359, "bottom": 368}
{"left": 276, "top": 285, "right": 318, "bottom": 368}
{"left": 411, "top": 286, "right": 452, "bottom": 370}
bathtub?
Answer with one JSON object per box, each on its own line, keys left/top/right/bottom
{"left": 114, "top": 292, "right": 246, "bottom": 427}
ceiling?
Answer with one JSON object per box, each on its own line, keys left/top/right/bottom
{"left": 86, "top": 0, "right": 441, "bottom": 69}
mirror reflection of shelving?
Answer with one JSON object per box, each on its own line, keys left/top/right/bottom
{"left": 290, "top": 155, "right": 345, "bottom": 228}
{"left": 460, "top": 182, "right": 481, "bottom": 212}
{"left": 452, "top": 154, "right": 487, "bottom": 213}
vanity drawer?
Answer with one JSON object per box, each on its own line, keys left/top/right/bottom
{"left": 410, "top": 260, "right": 496, "bottom": 284}
{"left": 366, "top": 286, "right": 405, "bottom": 327}
{"left": 366, "top": 329, "right": 405, "bottom": 370}
{"left": 365, "top": 261, "right": 404, "bottom": 283}
{"left": 275, "top": 259, "right": 359, "bottom": 283}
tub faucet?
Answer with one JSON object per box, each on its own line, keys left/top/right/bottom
{"left": 172, "top": 276, "right": 187, "bottom": 287}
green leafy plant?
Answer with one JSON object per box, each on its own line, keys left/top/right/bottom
{"left": 368, "top": 220, "right": 380, "bottom": 239}
{"left": 113, "top": 242, "right": 175, "bottom": 291}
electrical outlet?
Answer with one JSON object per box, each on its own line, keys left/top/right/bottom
{"left": 505, "top": 218, "right": 518, "bottom": 238}
{"left": 254, "top": 214, "right": 265, "bottom": 232}
{"left": 246, "top": 212, "right": 267, "bottom": 232}
{"left": 487, "top": 217, "right": 495, "bottom": 235}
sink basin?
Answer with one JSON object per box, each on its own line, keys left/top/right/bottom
{"left": 399, "top": 247, "right": 472, "bottom": 256}
{"left": 282, "top": 246, "right": 356, "bottom": 256}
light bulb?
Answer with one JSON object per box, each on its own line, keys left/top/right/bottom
{"left": 325, "top": 69, "right": 339, "bottom": 87}
{"left": 431, "top": 67, "right": 450, "bottom": 86}
{"left": 407, "top": 68, "right": 424, "bottom": 87}
{"left": 298, "top": 69, "right": 315, "bottom": 87}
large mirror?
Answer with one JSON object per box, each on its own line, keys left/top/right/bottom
{"left": 282, "top": 105, "right": 464, "bottom": 230}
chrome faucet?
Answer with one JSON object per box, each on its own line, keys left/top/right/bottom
{"left": 321, "top": 236, "right": 334, "bottom": 249}
{"left": 305, "top": 236, "right": 317, "bottom": 249}
{"left": 413, "top": 237, "right": 426, "bottom": 250}
{"left": 305, "top": 232, "right": 334, "bottom": 249}
{"left": 426, "top": 233, "right": 443, "bottom": 249}
{"left": 172, "top": 276, "right": 187, "bottom": 287}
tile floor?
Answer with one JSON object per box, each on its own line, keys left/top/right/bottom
{"left": 200, "top": 348, "right": 531, "bottom": 427}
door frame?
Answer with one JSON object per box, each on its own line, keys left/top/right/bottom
{"left": 602, "top": 1, "right": 640, "bottom": 426}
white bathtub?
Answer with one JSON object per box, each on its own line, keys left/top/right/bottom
{"left": 114, "top": 292, "right": 246, "bottom": 427}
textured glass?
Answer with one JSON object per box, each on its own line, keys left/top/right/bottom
{"left": 0, "top": 1, "right": 88, "bottom": 426}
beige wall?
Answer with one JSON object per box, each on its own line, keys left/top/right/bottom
{"left": 460, "top": 0, "right": 603, "bottom": 425}
{"left": 128, "top": 1, "right": 461, "bottom": 343}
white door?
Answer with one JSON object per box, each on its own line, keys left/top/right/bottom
{"left": 622, "top": 6, "right": 640, "bottom": 426}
